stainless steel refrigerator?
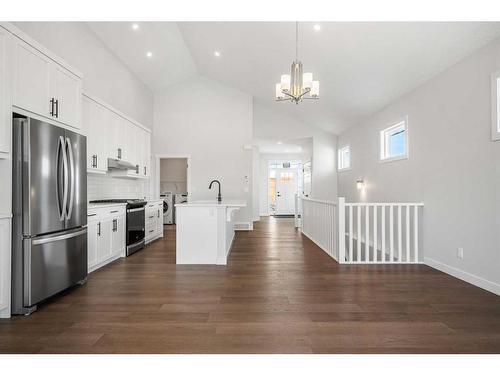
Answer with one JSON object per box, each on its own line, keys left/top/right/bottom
{"left": 12, "top": 115, "right": 88, "bottom": 315}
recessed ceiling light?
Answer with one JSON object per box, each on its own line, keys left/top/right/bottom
{"left": 214, "top": 51, "right": 221, "bottom": 57}
{"left": 277, "top": 141, "right": 283, "bottom": 145}
{"left": 146, "top": 52, "right": 153, "bottom": 58}
{"left": 313, "top": 24, "right": 321, "bottom": 31}
{"left": 132, "top": 23, "right": 139, "bottom": 30}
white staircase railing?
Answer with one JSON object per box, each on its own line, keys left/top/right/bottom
{"left": 296, "top": 196, "right": 424, "bottom": 264}
{"left": 298, "top": 196, "right": 339, "bottom": 260}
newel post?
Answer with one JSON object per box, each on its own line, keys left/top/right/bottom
{"left": 338, "top": 197, "right": 346, "bottom": 263}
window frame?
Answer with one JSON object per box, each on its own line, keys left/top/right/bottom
{"left": 337, "top": 145, "right": 351, "bottom": 171}
{"left": 379, "top": 117, "right": 409, "bottom": 163}
{"left": 491, "top": 71, "right": 500, "bottom": 141}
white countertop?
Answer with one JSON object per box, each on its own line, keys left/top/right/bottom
{"left": 88, "top": 202, "right": 127, "bottom": 209}
{"left": 175, "top": 200, "right": 246, "bottom": 208}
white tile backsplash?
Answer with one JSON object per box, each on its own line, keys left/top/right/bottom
{"left": 88, "top": 174, "right": 150, "bottom": 201}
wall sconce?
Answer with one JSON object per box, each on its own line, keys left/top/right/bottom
{"left": 356, "top": 179, "right": 365, "bottom": 190}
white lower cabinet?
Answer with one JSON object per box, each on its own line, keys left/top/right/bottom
{"left": 87, "top": 205, "right": 126, "bottom": 273}
{"left": 0, "top": 216, "right": 12, "bottom": 318}
{"left": 145, "top": 200, "right": 164, "bottom": 244}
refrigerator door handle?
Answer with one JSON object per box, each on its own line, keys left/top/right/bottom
{"left": 31, "top": 227, "right": 88, "bottom": 246}
{"left": 65, "top": 137, "right": 75, "bottom": 220}
{"left": 56, "top": 136, "right": 66, "bottom": 221}
{"left": 61, "top": 136, "right": 69, "bottom": 220}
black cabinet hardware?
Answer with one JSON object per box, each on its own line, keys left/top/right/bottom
{"left": 97, "top": 222, "right": 101, "bottom": 236}
{"left": 117, "top": 148, "right": 121, "bottom": 159}
{"left": 49, "top": 98, "right": 55, "bottom": 116}
{"left": 55, "top": 99, "right": 59, "bottom": 118}
{"left": 110, "top": 210, "right": 119, "bottom": 213}
{"left": 87, "top": 213, "right": 97, "bottom": 217}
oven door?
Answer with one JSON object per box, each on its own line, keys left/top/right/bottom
{"left": 126, "top": 207, "right": 145, "bottom": 254}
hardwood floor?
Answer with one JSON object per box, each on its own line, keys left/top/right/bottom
{"left": 1, "top": 216, "right": 500, "bottom": 353}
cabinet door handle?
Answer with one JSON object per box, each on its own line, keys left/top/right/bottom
{"left": 157, "top": 210, "right": 160, "bottom": 218}
{"left": 55, "top": 99, "right": 59, "bottom": 118}
{"left": 97, "top": 222, "right": 101, "bottom": 236}
{"left": 136, "top": 165, "right": 139, "bottom": 174}
{"left": 87, "top": 213, "right": 97, "bottom": 217}
{"left": 117, "top": 148, "right": 121, "bottom": 159}
{"left": 144, "top": 166, "right": 146, "bottom": 175}
{"left": 149, "top": 215, "right": 154, "bottom": 219}
{"left": 110, "top": 210, "right": 119, "bottom": 213}
{"left": 149, "top": 229, "right": 154, "bottom": 233}
{"left": 112, "top": 219, "right": 117, "bottom": 232}
{"left": 49, "top": 98, "right": 55, "bottom": 116}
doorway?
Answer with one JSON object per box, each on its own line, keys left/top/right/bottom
{"left": 152, "top": 155, "right": 191, "bottom": 229}
{"left": 268, "top": 160, "right": 302, "bottom": 216}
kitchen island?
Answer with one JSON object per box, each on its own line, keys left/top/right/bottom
{"left": 175, "top": 200, "right": 246, "bottom": 265}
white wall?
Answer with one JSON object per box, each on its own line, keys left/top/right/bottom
{"left": 159, "top": 158, "right": 188, "bottom": 194}
{"left": 337, "top": 37, "right": 500, "bottom": 294}
{"left": 153, "top": 75, "right": 254, "bottom": 224}
{"left": 13, "top": 22, "right": 153, "bottom": 127}
{"left": 312, "top": 130, "right": 338, "bottom": 201}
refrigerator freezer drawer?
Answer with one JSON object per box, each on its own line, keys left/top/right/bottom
{"left": 23, "top": 228, "right": 88, "bottom": 307}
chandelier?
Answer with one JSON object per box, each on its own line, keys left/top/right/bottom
{"left": 275, "top": 22, "right": 319, "bottom": 104}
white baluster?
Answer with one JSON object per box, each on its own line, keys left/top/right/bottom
{"left": 381, "top": 205, "right": 386, "bottom": 262}
{"left": 390, "top": 205, "right": 394, "bottom": 262}
{"left": 406, "top": 205, "right": 410, "bottom": 263}
{"left": 398, "top": 205, "right": 402, "bottom": 262}
{"left": 357, "top": 205, "right": 361, "bottom": 262}
{"left": 349, "top": 205, "right": 353, "bottom": 262}
{"left": 374, "top": 205, "right": 378, "bottom": 263}
{"left": 365, "top": 205, "right": 369, "bottom": 262}
{"left": 414, "top": 205, "right": 419, "bottom": 263}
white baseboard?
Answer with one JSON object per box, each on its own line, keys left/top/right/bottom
{"left": 259, "top": 212, "right": 269, "bottom": 217}
{"left": 253, "top": 216, "right": 260, "bottom": 222}
{"left": 425, "top": 257, "right": 500, "bottom": 296}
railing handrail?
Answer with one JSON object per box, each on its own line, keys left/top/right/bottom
{"left": 345, "top": 202, "right": 424, "bottom": 206}
{"left": 300, "top": 196, "right": 338, "bottom": 206}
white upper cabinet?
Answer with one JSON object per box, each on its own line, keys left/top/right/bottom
{"left": 12, "top": 40, "right": 51, "bottom": 118}
{"left": 82, "top": 94, "right": 151, "bottom": 179}
{"left": 82, "top": 96, "right": 107, "bottom": 174}
{"left": 142, "top": 130, "right": 151, "bottom": 177}
{"left": 9, "top": 29, "right": 82, "bottom": 129}
{"left": 0, "top": 28, "right": 9, "bottom": 157}
{"left": 50, "top": 64, "right": 82, "bottom": 129}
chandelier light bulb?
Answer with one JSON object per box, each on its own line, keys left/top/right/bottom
{"left": 280, "top": 74, "right": 291, "bottom": 92}
{"left": 303, "top": 72, "right": 313, "bottom": 90}
{"left": 310, "top": 81, "right": 320, "bottom": 97}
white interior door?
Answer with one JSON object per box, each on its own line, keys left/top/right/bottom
{"left": 275, "top": 169, "right": 298, "bottom": 215}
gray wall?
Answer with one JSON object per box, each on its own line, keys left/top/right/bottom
{"left": 338, "top": 37, "right": 500, "bottom": 293}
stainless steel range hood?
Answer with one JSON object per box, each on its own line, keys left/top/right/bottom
{"left": 107, "top": 158, "right": 137, "bottom": 171}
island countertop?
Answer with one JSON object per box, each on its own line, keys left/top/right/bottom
{"left": 175, "top": 200, "right": 246, "bottom": 208}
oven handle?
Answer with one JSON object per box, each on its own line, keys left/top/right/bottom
{"left": 127, "top": 207, "right": 145, "bottom": 213}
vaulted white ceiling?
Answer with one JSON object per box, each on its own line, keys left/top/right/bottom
{"left": 89, "top": 22, "right": 500, "bottom": 134}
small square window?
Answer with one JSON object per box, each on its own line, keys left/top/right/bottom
{"left": 338, "top": 146, "right": 351, "bottom": 170}
{"left": 380, "top": 119, "right": 408, "bottom": 162}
